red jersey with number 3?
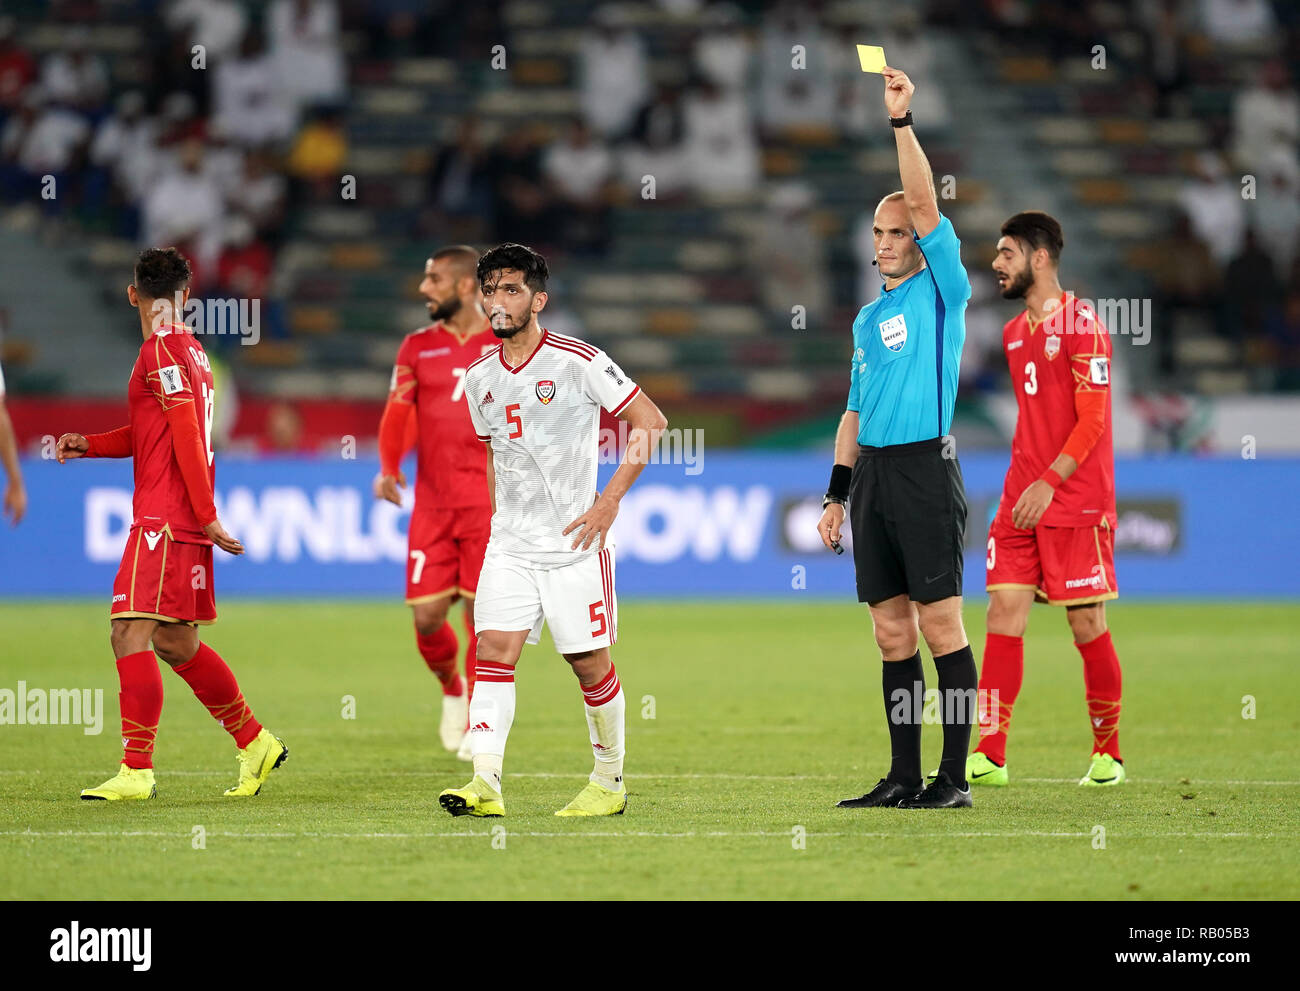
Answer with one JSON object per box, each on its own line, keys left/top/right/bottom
{"left": 390, "top": 322, "right": 496, "bottom": 509}
{"left": 130, "top": 324, "right": 215, "bottom": 543}
{"left": 1001, "top": 293, "right": 1116, "bottom": 529}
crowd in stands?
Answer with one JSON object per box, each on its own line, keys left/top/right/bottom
{"left": 0, "top": 1, "right": 348, "bottom": 350}
{"left": 947, "top": 0, "right": 1300, "bottom": 386}
{"left": 0, "top": 0, "right": 1297, "bottom": 402}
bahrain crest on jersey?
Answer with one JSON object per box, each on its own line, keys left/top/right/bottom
{"left": 1044, "top": 334, "right": 1061, "bottom": 359}
{"left": 535, "top": 379, "right": 556, "bottom": 404}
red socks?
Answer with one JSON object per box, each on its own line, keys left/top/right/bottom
{"left": 1078, "top": 630, "right": 1122, "bottom": 760}
{"left": 117, "top": 650, "right": 164, "bottom": 770}
{"left": 417, "top": 623, "right": 464, "bottom": 696}
{"left": 973, "top": 628, "right": 1123, "bottom": 765}
{"left": 975, "top": 633, "right": 1024, "bottom": 767}
{"left": 173, "top": 642, "right": 262, "bottom": 749}
{"left": 462, "top": 608, "right": 477, "bottom": 702}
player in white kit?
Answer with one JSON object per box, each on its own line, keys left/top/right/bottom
{"left": 438, "top": 243, "right": 668, "bottom": 818}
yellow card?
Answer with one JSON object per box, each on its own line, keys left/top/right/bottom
{"left": 856, "top": 44, "right": 886, "bottom": 73}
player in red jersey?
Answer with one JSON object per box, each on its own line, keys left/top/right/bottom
{"left": 56, "top": 248, "right": 287, "bottom": 801}
{"left": 374, "top": 245, "right": 495, "bottom": 759}
{"left": 975, "top": 211, "right": 1126, "bottom": 788}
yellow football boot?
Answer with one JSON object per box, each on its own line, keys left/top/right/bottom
{"left": 1079, "top": 752, "right": 1126, "bottom": 787}
{"left": 224, "top": 728, "right": 289, "bottom": 797}
{"left": 438, "top": 774, "right": 505, "bottom": 817}
{"left": 80, "top": 764, "right": 157, "bottom": 801}
{"left": 555, "top": 779, "right": 627, "bottom": 817}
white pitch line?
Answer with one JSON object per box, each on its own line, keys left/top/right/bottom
{"left": 2, "top": 769, "right": 1298, "bottom": 786}
{"left": 0, "top": 829, "right": 1288, "bottom": 841}
{"left": 2, "top": 764, "right": 1300, "bottom": 785}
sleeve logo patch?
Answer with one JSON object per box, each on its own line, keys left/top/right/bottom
{"left": 879, "top": 314, "right": 908, "bottom": 352}
{"left": 604, "top": 364, "right": 625, "bottom": 386}
{"left": 1089, "top": 356, "right": 1109, "bottom": 385}
{"left": 158, "top": 364, "right": 184, "bottom": 395}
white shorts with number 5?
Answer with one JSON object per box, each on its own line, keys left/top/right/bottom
{"left": 474, "top": 548, "right": 618, "bottom": 653}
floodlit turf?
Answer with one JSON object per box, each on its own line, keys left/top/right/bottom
{"left": 0, "top": 600, "right": 1296, "bottom": 900}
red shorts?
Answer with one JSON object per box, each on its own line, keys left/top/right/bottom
{"left": 407, "top": 505, "right": 491, "bottom": 604}
{"left": 110, "top": 526, "right": 216, "bottom": 625}
{"left": 985, "top": 512, "right": 1118, "bottom": 606}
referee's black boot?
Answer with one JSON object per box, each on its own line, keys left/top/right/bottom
{"left": 837, "top": 778, "right": 923, "bottom": 808}
{"left": 898, "top": 771, "right": 973, "bottom": 809}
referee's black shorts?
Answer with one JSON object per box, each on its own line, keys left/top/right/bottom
{"left": 848, "top": 437, "right": 968, "bottom": 605}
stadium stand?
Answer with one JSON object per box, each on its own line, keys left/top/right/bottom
{"left": 0, "top": 0, "right": 1297, "bottom": 451}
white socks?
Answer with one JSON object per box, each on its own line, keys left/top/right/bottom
{"left": 467, "top": 659, "right": 626, "bottom": 795}
{"left": 581, "top": 665, "right": 625, "bottom": 791}
{"left": 470, "top": 661, "right": 515, "bottom": 793}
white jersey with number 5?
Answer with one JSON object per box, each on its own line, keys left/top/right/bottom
{"left": 465, "top": 330, "right": 639, "bottom": 569}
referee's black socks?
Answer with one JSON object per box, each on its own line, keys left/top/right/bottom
{"left": 882, "top": 651, "right": 925, "bottom": 787}
{"left": 934, "top": 645, "right": 978, "bottom": 789}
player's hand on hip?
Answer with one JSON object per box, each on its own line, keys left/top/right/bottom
{"left": 817, "top": 503, "right": 845, "bottom": 550}
{"left": 3, "top": 481, "right": 25, "bottom": 525}
{"left": 55, "top": 433, "right": 88, "bottom": 463}
{"left": 204, "top": 519, "right": 245, "bottom": 555}
{"left": 1011, "top": 480, "right": 1054, "bottom": 530}
{"left": 564, "top": 494, "right": 618, "bottom": 552}
{"left": 374, "top": 471, "right": 405, "bottom": 505}
{"left": 881, "top": 67, "right": 914, "bottom": 117}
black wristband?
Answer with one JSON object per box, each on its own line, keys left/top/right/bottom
{"left": 826, "top": 463, "right": 851, "bottom": 502}
{"left": 889, "top": 110, "right": 913, "bottom": 128}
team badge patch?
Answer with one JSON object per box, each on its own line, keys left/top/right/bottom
{"left": 535, "top": 380, "right": 556, "bottom": 404}
{"left": 1044, "top": 334, "right": 1061, "bottom": 360}
{"left": 879, "top": 314, "right": 907, "bottom": 352}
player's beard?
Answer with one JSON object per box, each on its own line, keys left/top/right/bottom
{"left": 999, "top": 264, "right": 1034, "bottom": 300}
{"left": 489, "top": 307, "right": 528, "bottom": 339}
{"left": 426, "top": 295, "right": 462, "bottom": 323}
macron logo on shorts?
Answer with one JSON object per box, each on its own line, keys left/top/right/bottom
{"left": 143, "top": 531, "right": 162, "bottom": 551}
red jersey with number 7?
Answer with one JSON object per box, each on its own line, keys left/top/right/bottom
{"left": 389, "top": 322, "right": 496, "bottom": 509}
{"left": 1000, "top": 293, "right": 1116, "bottom": 529}
{"left": 129, "top": 324, "right": 216, "bottom": 543}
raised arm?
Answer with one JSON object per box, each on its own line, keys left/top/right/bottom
{"left": 882, "top": 67, "right": 939, "bottom": 239}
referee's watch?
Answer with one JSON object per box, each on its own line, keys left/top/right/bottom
{"left": 822, "top": 494, "right": 846, "bottom": 510}
{"left": 889, "top": 110, "right": 914, "bottom": 128}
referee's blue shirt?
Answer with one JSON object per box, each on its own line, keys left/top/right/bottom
{"left": 847, "top": 213, "right": 971, "bottom": 447}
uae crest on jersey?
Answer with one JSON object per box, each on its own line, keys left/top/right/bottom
{"left": 535, "top": 380, "right": 556, "bottom": 404}
{"left": 1044, "top": 334, "right": 1061, "bottom": 360}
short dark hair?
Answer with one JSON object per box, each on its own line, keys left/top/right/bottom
{"left": 432, "top": 244, "right": 481, "bottom": 281}
{"left": 133, "top": 247, "right": 192, "bottom": 299}
{"left": 1000, "top": 211, "right": 1064, "bottom": 264}
{"left": 476, "top": 242, "right": 548, "bottom": 293}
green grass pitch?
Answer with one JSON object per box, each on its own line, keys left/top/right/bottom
{"left": 0, "top": 600, "right": 1296, "bottom": 900}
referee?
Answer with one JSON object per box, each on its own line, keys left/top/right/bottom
{"left": 817, "top": 67, "right": 977, "bottom": 809}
